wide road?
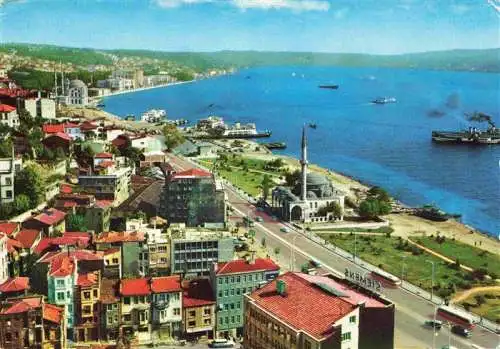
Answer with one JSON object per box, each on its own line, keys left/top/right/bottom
{"left": 166, "top": 154, "right": 499, "bottom": 349}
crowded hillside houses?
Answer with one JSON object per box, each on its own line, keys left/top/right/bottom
{"left": 0, "top": 69, "right": 394, "bottom": 348}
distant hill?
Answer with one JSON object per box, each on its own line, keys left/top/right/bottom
{"left": 1, "top": 43, "right": 499, "bottom": 73}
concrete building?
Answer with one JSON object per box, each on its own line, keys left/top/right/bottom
{"left": 78, "top": 165, "right": 132, "bottom": 206}
{"left": 119, "top": 278, "right": 152, "bottom": 342}
{"left": 272, "top": 127, "right": 345, "bottom": 223}
{"left": 169, "top": 225, "right": 234, "bottom": 277}
{"left": 210, "top": 258, "right": 280, "bottom": 338}
{"left": 100, "top": 278, "right": 121, "bottom": 341}
{"left": 182, "top": 278, "right": 216, "bottom": 340}
{"left": 22, "top": 208, "right": 66, "bottom": 237}
{"left": 0, "top": 104, "right": 19, "bottom": 128}
{"left": 24, "top": 97, "right": 56, "bottom": 119}
{"left": 0, "top": 233, "right": 9, "bottom": 285}
{"left": 0, "top": 155, "right": 22, "bottom": 205}
{"left": 0, "top": 296, "right": 66, "bottom": 349}
{"left": 243, "top": 272, "right": 395, "bottom": 349}
{"left": 65, "top": 79, "right": 89, "bottom": 106}
{"left": 74, "top": 271, "right": 101, "bottom": 342}
{"left": 159, "top": 168, "right": 226, "bottom": 228}
{"left": 150, "top": 275, "right": 183, "bottom": 338}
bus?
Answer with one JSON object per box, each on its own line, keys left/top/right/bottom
{"left": 370, "top": 269, "right": 402, "bottom": 287}
{"left": 243, "top": 216, "right": 254, "bottom": 227}
{"left": 437, "top": 305, "right": 476, "bottom": 329}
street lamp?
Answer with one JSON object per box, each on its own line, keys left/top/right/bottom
{"left": 426, "top": 260, "right": 435, "bottom": 303}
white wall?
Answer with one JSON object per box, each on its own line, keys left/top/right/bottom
{"left": 335, "top": 307, "right": 360, "bottom": 349}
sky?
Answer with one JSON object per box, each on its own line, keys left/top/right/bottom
{"left": 1, "top": 0, "right": 499, "bottom": 54}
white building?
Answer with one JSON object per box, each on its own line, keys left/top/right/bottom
{"left": 0, "top": 104, "right": 19, "bottom": 128}
{"left": 0, "top": 233, "right": 9, "bottom": 284}
{"left": 24, "top": 97, "right": 56, "bottom": 119}
{"left": 150, "top": 276, "right": 183, "bottom": 337}
{"left": 0, "top": 156, "right": 22, "bottom": 204}
{"left": 65, "top": 79, "right": 89, "bottom": 106}
{"left": 107, "top": 77, "right": 133, "bottom": 91}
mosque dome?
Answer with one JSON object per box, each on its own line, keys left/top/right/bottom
{"left": 306, "top": 172, "right": 329, "bottom": 186}
{"left": 69, "top": 79, "right": 86, "bottom": 88}
{"left": 306, "top": 191, "right": 317, "bottom": 199}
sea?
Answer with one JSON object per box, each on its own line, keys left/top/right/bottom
{"left": 103, "top": 66, "right": 500, "bottom": 237}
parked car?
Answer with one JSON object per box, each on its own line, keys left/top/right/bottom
{"left": 208, "top": 339, "right": 235, "bottom": 348}
{"left": 255, "top": 216, "right": 264, "bottom": 222}
{"left": 424, "top": 320, "right": 443, "bottom": 330}
{"left": 451, "top": 325, "right": 472, "bottom": 337}
{"left": 280, "top": 227, "right": 289, "bottom": 233}
{"left": 309, "top": 259, "right": 322, "bottom": 268}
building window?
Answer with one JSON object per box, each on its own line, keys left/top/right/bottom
{"left": 124, "top": 297, "right": 130, "bottom": 305}
{"left": 123, "top": 314, "right": 131, "bottom": 322}
{"left": 93, "top": 289, "right": 98, "bottom": 298}
{"left": 342, "top": 332, "right": 352, "bottom": 341}
{"left": 236, "top": 276, "right": 240, "bottom": 282}
{"left": 189, "top": 310, "right": 196, "bottom": 317}
{"left": 56, "top": 279, "right": 65, "bottom": 286}
{"left": 231, "top": 316, "right": 235, "bottom": 323}
{"left": 112, "top": 258, "right": 119, "bottom": 264}
{"left": 218, "top": 278, "right": 223, "bottom": 285}
{"left": 83, "top": 305, "right": 92, "bottom": 315}
{"left": 218, "top": 291, "right": 223, "bottom": 298}
{"left": 83, "top": 291, "right": 91, "bottom": 300}
{"left": 224, "top": 290, "right": 228, "bottom": 297}
{"left": 305, "top": 340, "right": 312, "bottom": 349}
{"left": 204, "top": 318, "right": 211, "bottom": 325}
{"left": 237, "top": 315, "right": 241, "bottom": 323}
{"left": 56, "top": 292, "right": 65, "bottom": 301}
{"left": 349, "top": 315, "right": 356, "bottom": 323}
{"left": 219, "top": 317, "right": 223, "bottom": 325}
{"left": 173, "top": 308, "right": 180, "bottom": 315}
{"left": 6, "top": 190, "right": 12, "bottom": 199}
{"left": 204, "top": 308, "right": 211, "bottom": 316}
{"left": 188, "top": 321, "right": 196, "bottom": 328}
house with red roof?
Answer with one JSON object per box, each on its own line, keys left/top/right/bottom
{"left": 159, "top": 167, "right": 226, "bottom": 227}
{"left": 22, "top": 208, "right": 66, "bottom": 237}
{"left": 42, "top": 122, "right": 83, "bottom": 140}
{"left": 150, "top": 275, "right": 183, "bottom": 336}
{"left": 0, "top": 276, "right": 30, "bottom": 299}
{"left": 244, "top": 272, "right": 395, "bottom": 349}
{"left": 119, "top": 277, "right": 152, "bottom": 341}
{"left": 182, "top": 278, "right": 216, "bottom": 339}
{"left": 34, "top": 232, "right": 91, "bottom": 256}
{"left": 42, "top": 132, "right": 72, "bottom": 155}
{"left": 74, "top": 270, "right": 101, "bottom": 342}
{"left": 210, "top": 257, "right": 280, "bottom": 338}
{"left": 0, "top": 296, "right": 66, "bottom": 349}
{"left": 13, "top": 228, "right": 42, "bottom": 253}
{"left": 0, "top": 221, "right": 20, "bottom": 237}
{"left": 0, "top": 103, "right": 19, "bottom": 128}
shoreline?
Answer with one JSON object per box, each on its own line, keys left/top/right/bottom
{"left": 96, "top": 79, "right": 196, "bottom": 101}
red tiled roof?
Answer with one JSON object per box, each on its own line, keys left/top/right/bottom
{"left": 95, "top": 152, "right": 113, "bottom": 159}
{"left": 49, "top": 256, "right": 76, "bottom": 277}
{"left": 0, "top": 277, "right": 30, "bottom": 293}
{"left": 0, "top": 222, "right": 19, "bottom": 236}
{"left": 151, "top": 276, "right": 181, "bottom": 293}
{"left": 172, "top": 168, "right": 212, "bottom": 179}
{"left": 216, "top": 258, "right": 280, "bottom": 275}
{"left": 0, "top": 88, "right": 33, "bottom": 98}
{"left": 45, "top": 132, "right": 71, "bottom": 142}
{"left": 111, "top": 135, "right": 129, "bottom": 148}
{"left": 43, "top": 303, "right": 63, "bottom": 324}
{"left": 79, "top": 121, "right": 98, "bottom": 131}
{"left": 120, "top": 278, "right": 151, "bottom": 296}
{"left": 0, "top": 104, "right": 16, "bottom": 112}
{"left": 0, "top": 297, "right": 42, "bottom": 315}
{"left": 77, "top": 272, "right": 99, "bottom": 287}
{"left": 34, "top": 234, "right": 91, "bottom": 255}
{"left": 42, "top": 124, "right": 65, "bottom": 134}
{"left": 33, "top": 208, "right": 66, "bottom": 226}
{"left": 14, "top": 229, "right": 41, "bottom": 249}
{"left": 64, "top": 122, "right": 80, "bottom": 129}
{"left": 103, "top": 247, "right": 120, "bottom": 255}
{"left": 39, "top": 249, "right": 104, "bottom": 264}
{"left": 97, "top": 160, "right": 114, "bottom": 168}
{"left": 248, "top": 272, "right": 356, "bottom": 340}
{"left": 95, "top": 200, "right": 113, "bottom": 208}
{"left": 60, "top": 184, "right": 73, "bottom": 194}
{"left": 182, "top": 278, "right": 215, "bottom": 308}
{"left": 6, "top": 237, "right": 23, "bottom": 253}
{"left": 95, "top": 231, "right": 145, "bottom": 244}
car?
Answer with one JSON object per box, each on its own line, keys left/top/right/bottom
{"left": 237, "top": 236, "right": 248, "bottom": 242}
{"left": 208, "top": 339, "right": 235, "bottom": 348}
{"left": 440, "top": 346, "right": 459, "bottom": 349}
{"left": 309, "top": 259, "right": 322, "bottom": 268}
{"left": 255, "top": 216, "right": 264, "bottom": 222}
{"left": 451, "top": 325, "right": 472, "bottom": 337}
{"left": 424, "top": 320, "right": 443, "bottom": 330}
{"left": 280, "top": 227, "right": 289, "bottom": 233}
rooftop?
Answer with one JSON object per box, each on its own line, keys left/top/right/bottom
{"left": 247, "top": 272, "right": 384, "bottom": 341}
{"left": 172, "top": 168, "right": 212, "bottom": 179}
{"left": 0, "top": 277, "right": 30, "bottom": 293}
{"left": 44, "top": 132, "right": 71, "bottom": 142}
{"left": 95, "top": 152, "right": 113, "bottom": 159}
{"left": 49, "top": 256, "right": 76, "bottom": 277}
{"left": 34, "top": 233, "right": 90, "bottom": 255}
{"left": 216, "top": 258, "right": 280, "bottom": 276}
{"left": 150, "top": 276, "right": 182, "bottom": 294}
{"left": 120, "top": 278, "right": 151, "bottom": 296}
{"left": 0, "top": 221, "right": 19, "bottom": 236}
{"left": 0, "top": 297, "right": 42, "bottom": 315}
{"left": 182, "top": 278, "right": 215, "bottom": 308}
{"left": 77, "top": 272, "right": 99, "bottom": 287}
{"left": 42, "top": 124, "right": 65, "bottom": 134}
{"left": 39, "top": 249, "right": 104, "bottom": 264}
{"left": 32, "top": 208, "right": 66, "bottom": 226}
{"left": 95, "top": 231, "right": 145, "bottom": 244}
{"left": 0, "top": 104, "right": 16, "bottom": 113}
{"left": 14, "top": 229, "right": 41, "bottom": 249}
{"left": 43, "top": 303, "right": 63, "bottom": 324}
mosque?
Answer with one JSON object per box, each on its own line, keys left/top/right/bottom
{"left": 271, "top": 127, "right": 345, "bottom": 223}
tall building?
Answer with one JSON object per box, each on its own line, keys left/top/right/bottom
{"left": 210, "top": 257, "right": 280, "bottom": 338}
{"left": 24, "top": 96, "right": 56, "bottom": 119}
{"left": 243, "top": 272, "right": 395, "bottom": 349}
{"left": 159, "top": 168, "right": 226, "bottom": 228}
{"left": 272, "top": 127, "right": 345, "bottom": 223}
{"left": 78, "top": 165, "right": 132, "bottom": 206}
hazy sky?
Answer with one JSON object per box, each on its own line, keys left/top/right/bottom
{"left": 1, "top": 0, "right": 499, "bottom": 54}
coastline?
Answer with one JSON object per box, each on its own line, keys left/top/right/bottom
{"left": 95, "top": 80, "right": 196, "bottom": 100}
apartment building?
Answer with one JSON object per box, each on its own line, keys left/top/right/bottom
{"left": 0, "top": 155, "right": 22, "bottom": 205}
{"left": 182, "top": 278, "right": 216, "bottom": 340}
{"left": 150, "top": 276, "right": 183, "bottom": 338}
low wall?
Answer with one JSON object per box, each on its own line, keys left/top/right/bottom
{"left": 307, "top": 220, "right": 390, "bottom": 232}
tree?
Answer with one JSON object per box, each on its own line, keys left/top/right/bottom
{"left": 14, "top": 163, "right": 46, "bottom": 207}
{"left": 317, "top": 201, "right": 343, "bottom": 219}
{"left": 368, "top": 186, "right": 391, "bottom": 203}
{"left": 121, "top": 145, "right": 143, "bottom": 166}
{"left": 261, "top": 237, "right": 266, "bottom": 248}
{"left": 14, "top": 194, "right": 31, "bottom": 213}
{"left": 163, "top": 124, "right": 185, "bottom": 151}
{"left": 260, "top": 174, "right": 272, "bottom": 201}
{"left": 359, "top": 198, "right": 390, "bottom": 219}
{"left": 66, "top": 214, "right": 87, "bottom": 232}
{"left": 284, "top": 169, "right": 301, "bottom": 187}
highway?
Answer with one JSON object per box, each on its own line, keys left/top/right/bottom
{"left": 166, "top": 154, "right": 500, "bottom": 349}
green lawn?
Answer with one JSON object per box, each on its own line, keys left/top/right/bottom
{"left": 324, "top": 234, "right": 490, "bottom": 298}
{"left": 415, "top": 237, "right": 500, "bottom": 278}
{"left": 459, "top": 291, "right": 500, "bottom": 323}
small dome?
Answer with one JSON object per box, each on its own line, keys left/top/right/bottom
{"left": 69, "top": 79, "right": 86, "bottom": 88}
{"left": 306, "top": 191, "right": 317, "bottom": 199}
{"left": 306, "top": 172, "right": 329, "bottom": 186}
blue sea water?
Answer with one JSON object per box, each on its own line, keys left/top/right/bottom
{"left": 103, "top": 66, "right": 500, "bottom": 236}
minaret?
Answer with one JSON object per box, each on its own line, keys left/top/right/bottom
{"left": 300, "top": 125, "right": 308, "bottom": 201}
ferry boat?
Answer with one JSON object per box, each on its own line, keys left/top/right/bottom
{"left": 318, "top": 84, "right": 339, "bottom": 89}
{"left": 141, "top": 109, "right": 166, "bottom": 123}
{"left": 432, "top": 125, "right": 500, "bottom": 145}
{"left": 372, "top": 97, "right": 397, "bottom": 104}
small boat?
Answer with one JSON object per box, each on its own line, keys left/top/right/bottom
{"left": 96, "top": 103, "right": 105, "bottom": 108}
{"left": 319, "top": 85, "right": 339, "bottom": 89}
{"left": 309, "top": 123, "right": 317, "bottom": 129}
{"left": 372, "top": 97, "right": 397, "bottom": 104}
{"left": 124, "top": 114, "right": 136, "bottom": 121}
{"left": 262, "top": 142, "right": 287, "bottom": 150}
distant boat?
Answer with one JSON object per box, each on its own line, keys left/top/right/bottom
{"left": 292, "top": 72, "right": 297, "bottom": 77}
{"left": 96, "top": 103, "right": 105, "bottom": 108}
{"left": 245, "top": 76, "right": 251, "bottom": 79}
{"left": 372, "top": 97, "right": 396, "bottom": 104}
{"left": 309, "top": 123, "right": 317, "bottom": 129}
{"left": 319, "top": 85, "right": 339, "bottom": 90}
